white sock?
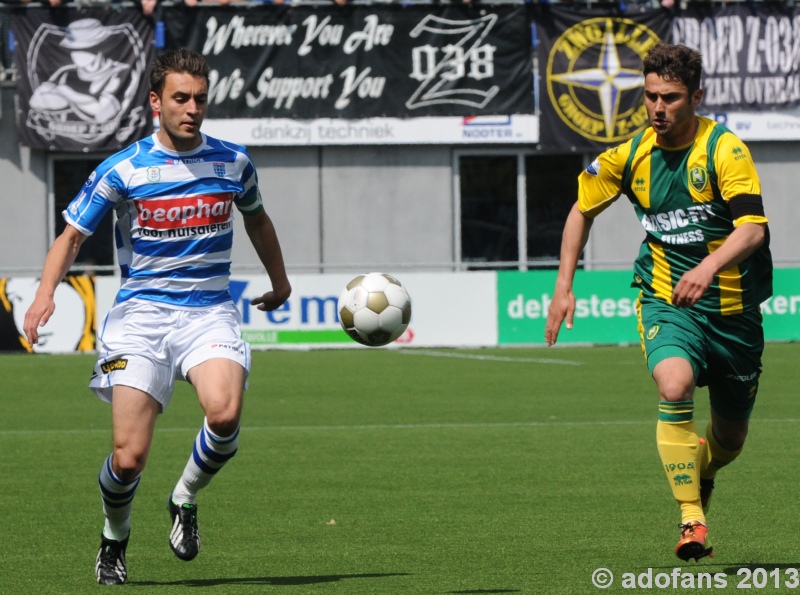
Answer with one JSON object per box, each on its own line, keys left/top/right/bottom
{"left": 98, "top": 454, "right": 139, "bottom": 541}
{"left": 171, "top": 418, "right": 239, "bottom": 505}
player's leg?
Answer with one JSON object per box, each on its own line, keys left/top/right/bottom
{"left": 639, "top": 296, "right": 710, "bottom": 560}
{"left": 167, "top": 303, "right": 250, "bottom": 561}
{"left": 176, "top": 357, "right": 244, "bottom": 502}
{"left": 166, "top": 358, "right": 244, "bottom": 561}
{"left": 698, "top": 412, "right": 748, "bottom": 514}
{"left": 700, "top": 309, "right": 763, "bottom": 513}
{"left": 652, "top": 356, "right": 704, "bottom": 524}
{"left": 90, "top": 301, "right": 176, "bottom": 584}
{"left": 96, "top": 385, "right": 160, "bottom": 585}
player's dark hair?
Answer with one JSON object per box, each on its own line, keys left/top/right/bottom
{"left": 642, "top": 42, "right": 703, "bottom": 95}
{"left": 150, "top": 48, "right": 210, "bottom": 97}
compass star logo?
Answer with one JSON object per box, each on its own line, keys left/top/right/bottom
{"left": 546, "top": 18, "right": 661, "bottom": 144}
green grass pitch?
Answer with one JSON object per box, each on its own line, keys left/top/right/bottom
{"left": 1, "top": 343, "right": 799, "bottom": 594}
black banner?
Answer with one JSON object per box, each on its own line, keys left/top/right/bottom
{"left": 13, "top": 9, "right": 154, "bottom": 151}
{"left": 672, "top": 3, "right": 800, "bottom": 111}
{"left": 162, "top": 4, "right": 533, "bottom": 119}
{"left": 533, "top": 6, "right": 671, "bottom": 152}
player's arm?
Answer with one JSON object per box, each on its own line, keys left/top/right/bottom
{"left": 242, "top": 209, "right": 292, "bottom": 312}
{"left": 545, "top": 147, "right": 626, "bottom": 346}
{"left": 545, "top": 203, "right": 594, "bottom": 346}
{"left": 671, "top": 218, "right": 765, "bottom": 308}
{"left": 672, "top": 134, "right": 767, "bottom": 308}
{"left": 23, "top": 224, "right": 88, "bottom": 346}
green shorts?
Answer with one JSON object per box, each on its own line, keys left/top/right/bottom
{"left": 637, "top": 295, "right": 764, "bottom": 420}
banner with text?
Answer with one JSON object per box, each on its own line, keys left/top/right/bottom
{"left": 13, "top": 9, "right": 154, "bottom": 152}
{"left": 672, "top": 3, "right": 800, "bottom": 112}
{"left": 95, "top": 272, "right": 497, "bottom": 350}
{"left": 532, "top": 5, "right": 671, "bottom": 152}
{"left": 498, "top": 269, "right": 800, "bottom": 346}
{"left": 161, "top": 4, "right": 533, "bottom": 120}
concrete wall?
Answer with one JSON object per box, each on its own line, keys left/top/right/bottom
{"left": 1, "top": 82, "right": 798, "bottom": 277}
{"left": 0, "top": 83, "right": 48, "bottom": 272}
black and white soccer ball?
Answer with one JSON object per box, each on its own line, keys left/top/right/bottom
{"left": 337, "top": 273, "right": 412, "bottom": 347}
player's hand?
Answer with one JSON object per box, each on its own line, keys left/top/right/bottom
{"left": 23, "top": 296, "right": 55, "bottom": 346}
{"left": 250, "top": 283, "right": 291, "bottom": 312}
{"left": 672, "top": 263, "right": 714, "bottom": 308}
{"left": 545, "top": 287, "right": 576, "bottom": 346}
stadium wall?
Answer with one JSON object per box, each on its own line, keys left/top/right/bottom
{"left": 2, "top": 270, "right": 799, "bottom": 353}
{"left": 3, "top": 93, "right": 800, "bottom": 275}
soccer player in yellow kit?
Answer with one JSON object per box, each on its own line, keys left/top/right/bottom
{"left": 545, "top": 42, "right": 773, "bottom": 561}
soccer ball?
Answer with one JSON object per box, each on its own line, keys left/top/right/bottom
{"left": 338, "top": 273, "right": 412, "bottom": 347}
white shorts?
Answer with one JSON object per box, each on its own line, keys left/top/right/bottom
{"left": 90, "top": 300, "right": 251, "bottom": 410}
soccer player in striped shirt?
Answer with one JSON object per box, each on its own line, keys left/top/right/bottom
{"left": 24, "top": 48, "right": 292, "bottom": 585}
{"left": 545, "top": 42, "right": 772, "bottom": 562}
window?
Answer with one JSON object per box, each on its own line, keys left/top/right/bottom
{"left": 457, "top": 151, "right": 582, "bottom": 270}
{"left": 52, "top": 158, "right": 114, "bottom": 275}
{"left": 459, "top": 155, "right": 519, "bottom": 269}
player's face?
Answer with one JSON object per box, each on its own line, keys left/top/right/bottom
{"left": 643, "top": 73, "right": 703, "bottom": 148}
{"left": 151, "top": 72, "right": 208, "bottom": 152}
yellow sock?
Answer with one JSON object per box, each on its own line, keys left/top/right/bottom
{"left": 657, "top": 401, "right": 704, "bottom": 524}
{"left": 701, "top": 420, "right": 743, "bottom": 479}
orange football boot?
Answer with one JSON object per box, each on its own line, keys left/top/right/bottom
{"left": 676, "top": 520, "right": 714, "bottom": 562}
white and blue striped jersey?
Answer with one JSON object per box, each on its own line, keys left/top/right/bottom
{"left": 64, "top": 133, "right": 264, "bottom": 308}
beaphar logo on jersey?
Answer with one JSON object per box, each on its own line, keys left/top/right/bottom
{"left": 546, "top": 18, "right": 660, "bottom": 143}
{"left": 689, "top": 167, "right": 708, "bottom": 192}
{"left": 135, "top": 194, "right": 234, "bottom": 229}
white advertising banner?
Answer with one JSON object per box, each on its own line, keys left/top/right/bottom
{"left": 701, "top": 109, "right": 800, "bottom": 141}
{"left": 95, "top": 271, "right": 498, "bottom": 350}
{"left": 200, "top": 115, "right": 539, "bottom": 146}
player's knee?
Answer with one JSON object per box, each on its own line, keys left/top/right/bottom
{"left": 111, "top": 450, "right": 147, "bottom": 480}
{"left": 657, "top": 380, "right": 694, "bottom": 402}
{"left": 206, "top": 410, "right": 240, "bottom": 438}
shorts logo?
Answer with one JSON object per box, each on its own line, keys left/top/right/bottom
{"left": 545, "top": 17, "right": 660, "bottom": 144}
{"left": 646, "top": 325, "right": 660, "bottom": 340}
{"left": 689, "top": 166, "right": 708, "bottom": 192}
{"left": 101, "top": 358, "right": 128, "bottom": 373}
{"left": 211, "top": 343, "right": 244, "bottom": 355}
{"left": 147, "top": 167, "right": 161, "bottom": 183}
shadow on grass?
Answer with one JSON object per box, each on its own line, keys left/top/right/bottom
{"left": 648, "top": 563, "right": 800, "bottom": 572}
{"left": 722, "top": 563, "right": 800, "bottom": 573}
{"left": 447, "top": 590, "right": 521, "bottom": 594}
{"left": 130, "top": 572, "right": 411, "bottom": 587}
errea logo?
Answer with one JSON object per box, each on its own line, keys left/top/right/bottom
{"left": 733, "top": 147, "right": 747, "bottom": 161}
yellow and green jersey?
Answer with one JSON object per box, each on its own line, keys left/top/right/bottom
{"left": 578, "top": 116, "right": 772, "bottom": 316}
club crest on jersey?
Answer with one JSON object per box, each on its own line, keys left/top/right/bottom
{"left": 213, "top": 162, "right": 226, "bottom": 178}
{"left": 689, "top": 167, "right": 708, "bottom": 192}
{"left": 147, "top": 167, "right": 161, "bottom": 183}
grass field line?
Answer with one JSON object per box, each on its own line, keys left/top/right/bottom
{"left": 3, "top": 417, "right": 800, "bottom": 436}
{"left": 399, "top": 349, "right": 583, "bottom": 365}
